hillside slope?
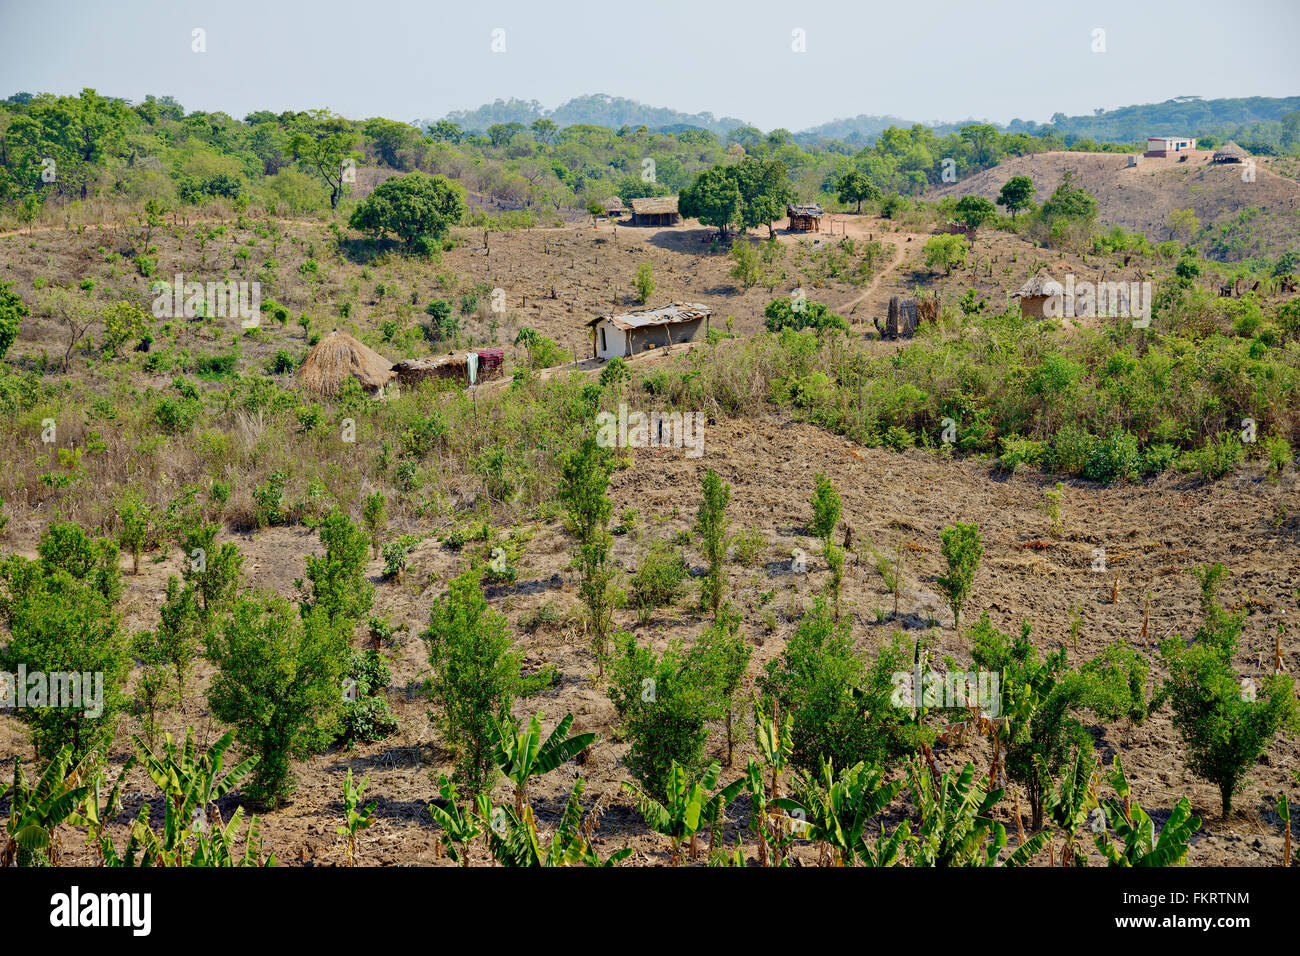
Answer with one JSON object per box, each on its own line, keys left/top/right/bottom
{"left": 925, "top": 150, "right": 1300, "bottom": 260}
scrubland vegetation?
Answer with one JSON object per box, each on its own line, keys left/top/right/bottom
{"left": 1, "top": 85, "right": 1298, "bottom": 869}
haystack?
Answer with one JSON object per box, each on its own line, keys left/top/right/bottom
{"left": 298, "top": 331, "right": 395, "bottom": 396}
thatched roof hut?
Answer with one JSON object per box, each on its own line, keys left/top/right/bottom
{"left": 629, "top": 196, "right": 680, "bottom": 226}
{"left": 1212, "top": 141, "right": 1250, "bottom": 164}
{"left": 603, "top": 197, "right": 626, "bottom": 217}
{"left": 1012, "top": 270, "right": 1066, "bottom": 319}
{"left": 298, "top": 331, "right": 395, "bottom": 396}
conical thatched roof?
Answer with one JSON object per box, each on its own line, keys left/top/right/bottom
{"left": 1213, "top": 140, "right": 1249, "bottom": 162}
{"left": 298, "top": 331, "right": 395, "bottom": 396}
{"left": 1013, "top": 269, "right": 1065, "bottom": 299}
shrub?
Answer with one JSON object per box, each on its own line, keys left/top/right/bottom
{"left": 695, "top": 468, "right": 732, "bottom": 618}
{"left": 1160, "top": 607, "right": 1300, "bottom": 816}
{"left": 1190, "top": 432, "right": 1245, "bottom": 479}
{"left": 1083, "top": 431, "right": 1141, "bottom": 484}
{"left": 628, "top": 537, "right": 689, "bottom": 625}
{"left": 730, "top": 524, "right": 766, "bottom": 567}
{"left": 937, "top": 522, "right": 982, "bottom": 629}
{"left": 422, "top": 567, "right": 522, "bottom": 796}
{"left": 0, "top": 281, "right": 28, "bottom": 361}
{"left": 253, "top": 470, "right": 288, "bottom": 527}
{"left": 339, "top": 648, "right": 399, "bottom": 745}
{"left": 206, "top": 593, "right": 350, "bottom": 808}
{"left": 808, "top": 473, "right": 842, "bottom": 543}
{"left": 302, "top": 509, "right": 375, "bottom": 629}
{"left": 999, "top": 436, "right": 1045, "bottom": 473}
{"left": 759, "top": 598, "right": 912, "bottom": 774}
{"left": 634, "top": 262, "right": 656, "bottom": 304}
{"left": 607, "top": 632, "right": 719, "bottom": 797}
{"left": 763, "top": 298, "right": 848, "bottom": 334}
{"left": 0, "top": 545, "right": 130, "bottom": 761}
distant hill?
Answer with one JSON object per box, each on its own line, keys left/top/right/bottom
{"left": 925, "top": 149, "right": 1300, "bottom": 262}
{"left": 1027, "top": 96, "right": 1300, "bottom": 148}
{"left": 425, "top": 93, "right": 748, "bottom": 136}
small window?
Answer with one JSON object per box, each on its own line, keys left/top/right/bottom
{"left": 599, "top": 327, "right": 607, "bottom": 352}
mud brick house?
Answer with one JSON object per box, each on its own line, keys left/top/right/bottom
{"left": 786, "top": 202, "right": 824, "bottom": 232}
{"left": 587, "top": 302, "right": 711, "bottom": 360}
{"left": 391, "top": 348, "right": 504, "bottom": 387}
{"left": 629, "top": 195, "right": 680, "bottom": 226}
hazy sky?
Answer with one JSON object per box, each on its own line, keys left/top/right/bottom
{"left": 2, "top": 0, "right": 1297, "bottom": 130}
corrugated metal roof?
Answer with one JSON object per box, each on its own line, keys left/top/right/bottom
{"left": 586, "top": 301, "right": 711, "bottom": 331}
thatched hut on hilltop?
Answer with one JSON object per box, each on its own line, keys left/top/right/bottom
{"left": 1212, "top": 141, "right": 1250, "bottom": 164}
{"left": 298, "top": 331, "right": 395, "bottom": 396}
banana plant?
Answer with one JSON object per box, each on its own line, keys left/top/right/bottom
{"left": 2, "top": 748, "right": 94, "bottom": 867}
{"left": 481, "top": 778, "right": 631, "bottom": 867}
{"left": 774, "top": 758, "right": 902, "bottom": 866}
{"left": 181, "top": 807, "right": 275, "bottom": 867}
{"left": 906, "top": 759, "right": 1047, "bottom": 867}
{"left": 427, "top": 773, "right": 482, "bottom": 866}
{"left": 750, "top": 702, "right": 793, "bottom": 866}
{"left": 70, "top": 754, "right": 138, "bottom": 866}
{"left": 1094, "top": 756, "right": 1201, "bottom": 867}
{"left": 336, "top": 768, "right": 377, "bottom": 867}
{"left": 624, "top": 761, "right": 744, "bottom": 866}
{"left": 131, "top": 727, "right": 259, "bottom": 866}
{"left": 1045, "top": 747, "right": 1099, "bottom": 866}
{"left": 492, "top": 710, "right": 596, "bottom": 816}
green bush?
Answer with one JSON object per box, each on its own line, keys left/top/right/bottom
{"left": 628, "top": 538, "right": 689, "bottom": 625}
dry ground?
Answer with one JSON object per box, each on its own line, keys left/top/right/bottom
{"left": 926, "top": 149, "right": 1300, "bottom": 260}
{"left": 2, "top": 412, "right": 1296, "bottom": 866}
{"left": 1, "top": 217, "right": 1298, "bottom": 866}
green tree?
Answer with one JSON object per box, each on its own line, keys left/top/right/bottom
{"left": 937, "top": 522, "right": 982, "bottom": 628}
{"left": 837, "top": 170, "right": 881, "bottom": 213}
{"left": 692, "top": 604, "right": 752, "bottom": 767}
{"left": 696, "top": 468, "right": 732, "bottom": 618}
{"left": 634, "top": 261, "right": 655, "bottom": 304}
{"left": 1159, "top": 607, "right": 1300, "bottom": 816}
{"left": 348, "top": 171, "right": 467, "bottom": 251}
{"left": 422, "top": 567, "right": 522, "bottom": 796}
{"left": 808, "top": 473, "right": 842, "bottom": 544}
{"left": 608, "top": 633, "right": 717, "bottom": 798}
{"left": 0, "top": 281, "right": 29, "bottom": 361}
{"left": 559, "top": 435, "right": 622, "bottom": 674}
{"left": 954, "top": 195, "right": 997, "bottom": 231}
{"left": 362, "top": 492, "right": 387, "bottom": 559}
{"left": 302, "top": 508, "right": 374, "bottom": 631}
{"left": 996, "top": 175, "right": 1034, "bottom": 218}
{"left": 288, "top": 117, "right": 359, "bottom": 210}
{"left": 206, "top": 594, "right": 348, "bottom": 807}
{"left": 679, "top": 164, "right": 743, "bottom": 238}
{"left": 759, "top": 599, "right": 913, "bottom": 774}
